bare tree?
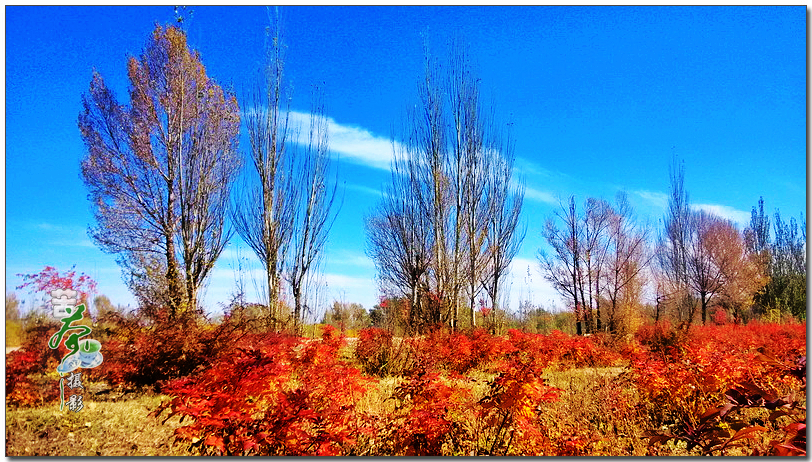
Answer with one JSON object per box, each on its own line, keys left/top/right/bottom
{"left": 539, "top": 197, "right": 585, "bottom": 335}
{"left": 286, "top": 96, "right": 341, "bottom": 333}
{"left": 231, "top": 13, "right": 297, "bottom": 328}
{"left": 539, "top": 196, "right": 613, "bottom": 335}
{"left": 481, "top": 149, "right": 525, "bottom": 332}
{"left": 419, "top": 49, "right": 458, "bottom": 329}
{"left": 656, "top": 157, "right": 695, "bottom": 325}
{"left": 367, "top": 45, "right": 523, "bottom": 333}
{"left": 601, "top": 192, "right": 651, "bottom": 333}
{"left": 79, "top": 24, "right": 240, "bottom": 320}
{"left": 580, "top": 197, "right": 612, "bottom": 333}
{"left": 365, "top": 139, "right": 432, "bottom": 332}
{"left": 686, "top": 211, "right": 737, "bottom": 324}
{"left": 450, "top": 47, "right": 495, "bottom": 330}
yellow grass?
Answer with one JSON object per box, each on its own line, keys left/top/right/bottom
{"left": 5, "top": 392, "right": 187, "bottom": 456}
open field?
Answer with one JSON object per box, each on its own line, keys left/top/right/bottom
{"left": 6, "top": 321, "right": 806, "bottom": 456}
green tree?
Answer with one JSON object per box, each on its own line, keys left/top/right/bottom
{"left": 322, "top": 301, "right": 370, "bottom": 332}
{"left": 745, "top": 198, "right": 806, "bottom": 321}
{"left": 770, "top": 210, "right": 806, "bottom": 319}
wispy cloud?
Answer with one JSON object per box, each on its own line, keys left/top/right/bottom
{"left": 524, "top": 186, "right": 558, "bottom": 205}
{"left": 289, "top": 111, "right": 397, "bottom": 171}
{"left": 692, "top": 204, "right": 751, "bottom": 227}
{"left": 631, "top": 192, "right": 750, "bottom": 227}
{"left": 345, "top": 183, "right": 384, "bottom": 198}
{"left": 328, "top": 251, "right": 375, "bottom": 269}
{"left": 514, "top": 157, "right": 571, "bottom": 181}
{"left": 25, "top": 221, "right": 96, "bottom": 248}
{"left": 50, "top": 238, "right": 95, "bottom": 248}
{"left": 634, "top": 190, "right": 669, "bottom": 210}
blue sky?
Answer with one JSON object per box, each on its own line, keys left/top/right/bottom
{"left": 5, "top": 6, "right": 807, "bottom": 320}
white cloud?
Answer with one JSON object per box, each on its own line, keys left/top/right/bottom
{"left": 289, "top": 111, "right": 397, "bottom": 171}
{"left": 51, "top": 238, "right": 95, "bottom": 248}
{"left": 514, "top": 157, "right": 571, "bottom": 181}
{"left": 328, "top": 251, "right": 375, "bottom": 269}
{"left": 692, "top": 204, "right": 750, "bottom": 227}
{"left": 633, "top": 190, "right": 669, "bottom": 210}
{"left": 524, "top": 186, "right": 558, "bottom": 205}
{"left": 630, "top": 192, "right": 749, "bottom": 227}
{"left": 345, "top": 183, "right": 384, "bottom": 198}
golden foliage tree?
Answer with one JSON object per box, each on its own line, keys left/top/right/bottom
{"left": 79, "top": 25, "right": 240, "bottom": 319}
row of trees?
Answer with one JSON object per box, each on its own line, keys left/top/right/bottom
{"left": 365, "top": 47, "right": 525, "bottom": 334}
{"left": 539, "top": 157, "right": 806, "bottom": 335}
{"left": 745, "top": 197, "right": 807, "bottom": 319}
{"left": 656, "top": 160, "right": 766, "bottom": 326}
{"left": 76, "top": 20, "right": 802, "bottom": 335}
{"left": 539, "top": 192, "right": 650, "bottom": 335}
{"left": 79, "top": 21, "right": 338, "bottom": 330}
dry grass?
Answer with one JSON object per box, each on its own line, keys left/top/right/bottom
{"left": 539, "top": 366, "right": 653, "bottom": 456}
{"left": 5, "top": 391, "right": 188, "bottom": 456}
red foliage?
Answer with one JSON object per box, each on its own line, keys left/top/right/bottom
{"left": 354, "top": 327, "right": 398, "bottom": 376}
{"left": 629, "top": 322, "right": 806, "bottom": 427}
{"left": 6, "top": 349, "right": 49, "bottom": 407}
{"left": 648, "top": 355, "right": 806, "bottom": 456}
{"left": 385, "top": 366, "right": 471, "bottom": 456}
{"left": 121, "top": 320, "right": 808, "bottom": 456}
{"left": 476, "top": 349, "right": 561, "bottom": 455}
{"left": 90, "top": 315, "right": 248, "bottom": 391}
{"left": 5, "top": 320, "right": 66, "bottom": 407}
{"left": 504, "top": 329, "right": 621, "bottom": 370}
{"left": 154, "top": 326, "right": 373, "bottom": 456}
{"left": 16, "top": 265, "right": 97, "bottom": 305}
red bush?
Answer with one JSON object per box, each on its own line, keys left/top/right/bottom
{"left": 476, "top": 350, "right": 561, "bottom": 455}
{"left": 155, "top": 326, "right": 373, "bottom": 456}
{"left": 90, "top": 314, "right": 249, "bottom": 391}
{"left": 354, "top": 327, "right": 402, "bottom": 376}
{"left": 6, "top": 320, "right": 69, "bottom": 408}
{"left": 383, "top": 366, "right": 471, "bottom": 456}
{"left": 628, "top": 322, "right": 807, "bottom": 426}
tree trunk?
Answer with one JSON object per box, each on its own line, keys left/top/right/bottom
{"left": 165, "top": 235, "right": 182, "bottom": 320}
{"left": 701, "top": 290, "right": 708, "bottom": 325}
{"left": 266, "top": 261, "right": 276, "bottom": 330}
{"left": 595, "top": 278, "right": 602, "bottom": 332}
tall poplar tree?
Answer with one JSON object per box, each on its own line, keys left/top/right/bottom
{"left": 79, "top": 24, "right": 240, "bottom": 319}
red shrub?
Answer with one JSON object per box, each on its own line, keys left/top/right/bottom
{"left": 354, "top": 327, "right": 410, "bottom": 376}
{"left": 383, "top": 366, "right": 472, "bottom": 456}
{"left": 6, "top": 320, "right": 69, "bottom": 408}
{"left": 91, "top": 315, "right": 248, "bottom": 391}
{"left": 629, "top": 322, "right": 807, "bottom": 426}
{"left": 476, "top": 350, "right": 561, "bottom": 455}
{"left": 155, "top": 326, "right": 373, "bottom": 456}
